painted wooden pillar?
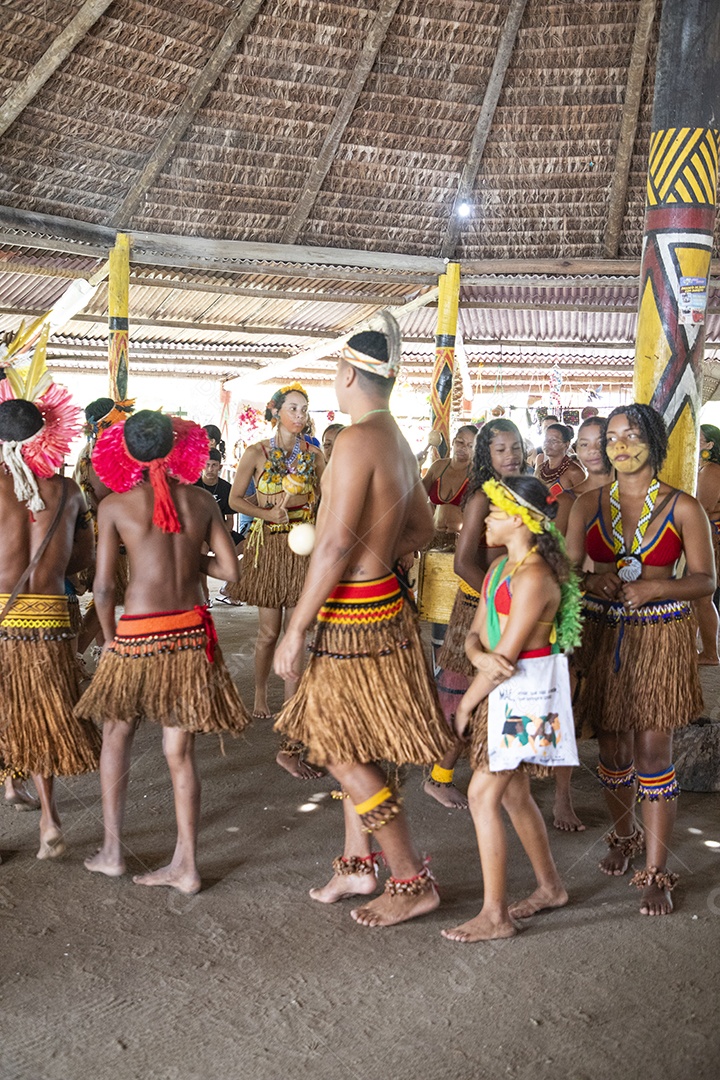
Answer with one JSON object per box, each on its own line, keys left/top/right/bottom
{"left": 430, "top": 262, "right": 461, "bottom": 458}
{"left": 108, "top": 233, "right": 130, "bottom": 401}
{"left": 633, "top": 0, "right": 720, "bottom": 494}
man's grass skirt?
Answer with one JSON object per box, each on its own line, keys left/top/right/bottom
{"left": 573, "top": 596, "right": 702, "bottom": 736}
{"left": 74, "top": 607, "right": 251, "bottom": 734}
{"left": 436, "top": 582, "right": 480, "bottom": 678}
{"left": 0, "top": 594, "right": 100, "bottom": 778}
{"left": 275, "top": 575, "right": 453, "bottom": 766}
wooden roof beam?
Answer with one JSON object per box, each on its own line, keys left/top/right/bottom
{"left": 280, "top": 0, "right": 401, "bottom": 244}
{"left": 0, "top": 0, "right": 116, "bottom": 137}
{"left": 441, "top": 0, "right": 529, "bottom": 259}
{"left": 602, "top": 0, "right": 657, "bottom": 258}
{"left": 110, "top": 0, "right": 266, "bottom": 228}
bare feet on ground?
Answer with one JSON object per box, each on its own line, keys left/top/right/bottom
{"left": 423, "top": 779, "right": 468, "bottom": 810}
{"left": 553, "top": 798, "right": 586, "bottom": 832}
{"left": 276, "top": 750, "right": 324, "bottom": 780}
{"left": 350, "top": 885, "right": 439, "bottom": 928}
{"left": 4, "top": 780, "right": 40, "bottom": 811}
{"left": 441, "top": 911, "right": 517, "bottom": 942}
{"left": 84, "top": 849, "right": 126, "bottom": 877}
{"left": 599, "top": 847, "right": 631, "bottom": 876}
{"left": 133, "top": 863, "right": 201, "bottom": 895}
{"left": 639, "top": 882, "right": 674, "bottom": 916}
{"left": 36, "top": 826, "right": 66, "bottom": 860}
{"left": 508, "top": 884, "right": 568, "bottom": 919}
{"left": 310, "top": 870, "right": 378, "bottom": 903}
{"left": 697, "top": 652, "right": 720, "bottom": 666}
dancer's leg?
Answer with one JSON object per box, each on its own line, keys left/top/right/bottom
{"left": 85, "top": 720, "right": 136, "bottom": 877}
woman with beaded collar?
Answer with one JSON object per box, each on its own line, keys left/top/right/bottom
{"left": 536, "top": 423, "right": 585, "bottom": 496}
{"left": 567, "top": 404, "right": 714, "bottom": 915}
{"left": 229, "top": 383, "right": 324, "bottom": 776}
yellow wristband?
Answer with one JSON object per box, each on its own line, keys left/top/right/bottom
{"left": 354, "top": 786, "right": 393, "bottom": 816}
{"left": 431, "top": 765, "right": 454, "bottom": 784}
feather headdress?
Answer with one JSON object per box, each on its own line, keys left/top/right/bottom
{"left": 0, "top": 325, "right": 81, "bottom": 511}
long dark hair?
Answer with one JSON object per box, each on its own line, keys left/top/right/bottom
{"left": 203, "top": 424, "right": 226, "bottom": 460}
{"left": 500, "top": 475, "right": 570, "bottom": 585}
{"left": 466, "top": 418, "right": 526, "bottom": 500}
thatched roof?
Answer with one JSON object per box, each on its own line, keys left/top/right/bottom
{"left": 0, "top": 0, "right": 718, "bottom": 397}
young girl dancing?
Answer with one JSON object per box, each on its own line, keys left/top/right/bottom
{"left": 442, "top": 475, "right": 582, "bottom": 943}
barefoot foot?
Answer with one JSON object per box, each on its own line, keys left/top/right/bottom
{"left": 697, "top": 652, "right": 720, "bottom": 666}
{"left": 508, "top": 885, "right": 568, "bottom": 920}
{"left": 36, "top": 827, "right": 66, "bottom": 860}
{"left": 133, "top": 864, "right": 201, "bottom": 896}
{"left": 276, "top": 750, "right": 325, "bottom": 780}
{"left": 639, "top": 882, "right": 675, "bottom": 915}
{"left": 599, "top": 847, "right": 631, "bottom": 876}
{"left": 423, "top": 779, "right": 468, "bottom": 810}
{"left": 84, "top": 849, "right": 126, "bottom": 877}
{"left": 350, "top": 885, "right": 439, "bottom": 928}
{"left": 310, "top": 871, "right": 378, "bottom": 904}
{"left": 553, "top": 800, "right": 586, "bottom": 832}
{"left": 5, "top": 780, "right": 40, "bottom": 812}
{"left": 441, "top": 911, "right": 517, "bottom": 942}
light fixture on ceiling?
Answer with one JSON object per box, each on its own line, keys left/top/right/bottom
{"left": 457, "top": 202, "right": 473, "bottom": 218}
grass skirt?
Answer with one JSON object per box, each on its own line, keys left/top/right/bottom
{"left": 436, "top": 585, "right": 480, "bottom": 678}
{"left": 224, "top": 526, "right": 308, "bottom": 608}
{"left": 710, "top": 520, "right": 720, "bottom": 582}
{"left": 573, "top": 596, "right": 702, "bottom": 735}
{"left": 0, "top": 595, "right": 101, "bottom": 777}
{"left": 467, "top": 699, "right": 550, "bottom": 778}
{"left": 74, "top": 608, "right": 251, "bottom": 734}
{"left": 275, "top": 575, "right": 453, "bottom": 766}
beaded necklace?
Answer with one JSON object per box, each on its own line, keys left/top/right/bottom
{"left": 270, "top": 433, "right": 301, "bottom": 469}
{"left": 609, "top": 477, "right": 659, "bottom": 581}
{"left": 540, "top": 454, "right": 571, "bottom": 484}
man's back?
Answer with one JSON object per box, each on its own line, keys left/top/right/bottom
{"left": 318, "top": 415, "right": 432, "bottom": 580}
{"left": 97, "top": 481, "right": 229, "bottom": 614}
{"left": 0, "top": 471, "right": 88, "bottom": 595}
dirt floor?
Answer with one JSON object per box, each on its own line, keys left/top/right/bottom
{"left": 1, "top": 597, "right": 719, "bottom": 1080}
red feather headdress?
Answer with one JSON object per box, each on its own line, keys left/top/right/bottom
{"left": 92, "top": 416, "right": 209, "bottom": 533}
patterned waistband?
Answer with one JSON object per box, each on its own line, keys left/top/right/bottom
{"left": 0, "top": 594, "right": 70, "bottom": 630}
{"left": 318, "top": 575, "right": 404, "bottom": 625}
{"left": 458, "top": 579, "right": 481, "bottom": 600}
{"left": 581, "top": 595, "right": 692, "bottom": 625}
{"left": 112, "top": 607, "right": 217, "bottom": 662}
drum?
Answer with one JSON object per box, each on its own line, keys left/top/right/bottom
{"left": 417, "top": 550, "right": 461, "bottom": 624}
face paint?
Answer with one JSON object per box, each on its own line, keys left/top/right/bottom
{"left": 605, "top": 426, "right": 651, "bottom": 474}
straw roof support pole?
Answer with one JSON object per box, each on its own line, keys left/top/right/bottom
{"left": 430, "top": 263, "right": 461, "bottom": 458}
{"left": 602, "top": 0, "right": 657, "bottom": 258}
{"left": 441, "top": 0, "right": 528, "bottom": 259}
{"left": 634, "top": 0, "right": 720, "bottom": 494}
{"left": 110, "top": 0, "right": 266, "bottom": 227}
{"left": 108, "top": 233, "right": 130, "bottom": 400}
{"left": 280, "top": 0, "right": 401, "bottom": 244}
{"left": 0, "top": 0, "right": 115, "bottom": 137}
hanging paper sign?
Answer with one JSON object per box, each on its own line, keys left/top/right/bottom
{"left": 678, "top": 276, "right": 707, "bottom": 326}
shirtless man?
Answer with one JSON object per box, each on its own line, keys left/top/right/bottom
{"left": 274, "top": 316, "right": 452, "bottom": 928}
{"left": 0, "top": 390, "right": 99, "bottom": 859}
{"left": 75, "top": 411, "right": 250, "bottom": 895}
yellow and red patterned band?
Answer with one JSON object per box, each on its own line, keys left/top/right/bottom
{"left": 318, "top": 574, "right": 404, "bottom": 625}
{"left": 0, "top": 593, "right": 70, "bottom": 630}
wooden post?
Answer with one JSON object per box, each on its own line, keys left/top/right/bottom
{"left": 430, "top": 262, "right": 461, "bottom": 458}
{"left": 108, "top": 233, "right": 130, "bottom": 400}
{"left": 633, "top": 0, "right": 720, "bottom": 494}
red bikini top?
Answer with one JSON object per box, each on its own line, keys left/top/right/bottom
{"left": 585, "top": 491, "right": 683, "bottom": 567}
{"left": 428, "top": 472, "right": 468, "bottom": 507}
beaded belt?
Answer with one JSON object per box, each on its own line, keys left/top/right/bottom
{"left": 0, "top": 593, "right": 71, "bottom": 631}
{"left": 110, "top": 607, "right": 218, "bottom": 663}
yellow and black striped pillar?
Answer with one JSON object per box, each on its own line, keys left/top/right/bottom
{"left": 633, "top": 0, "right": 720, "bottom": 494}
{"left": 430, "top": 262, "right": 461, "bottom": 458}
{"left": 108, "top": 232, "right": 130, "bottom": 401}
